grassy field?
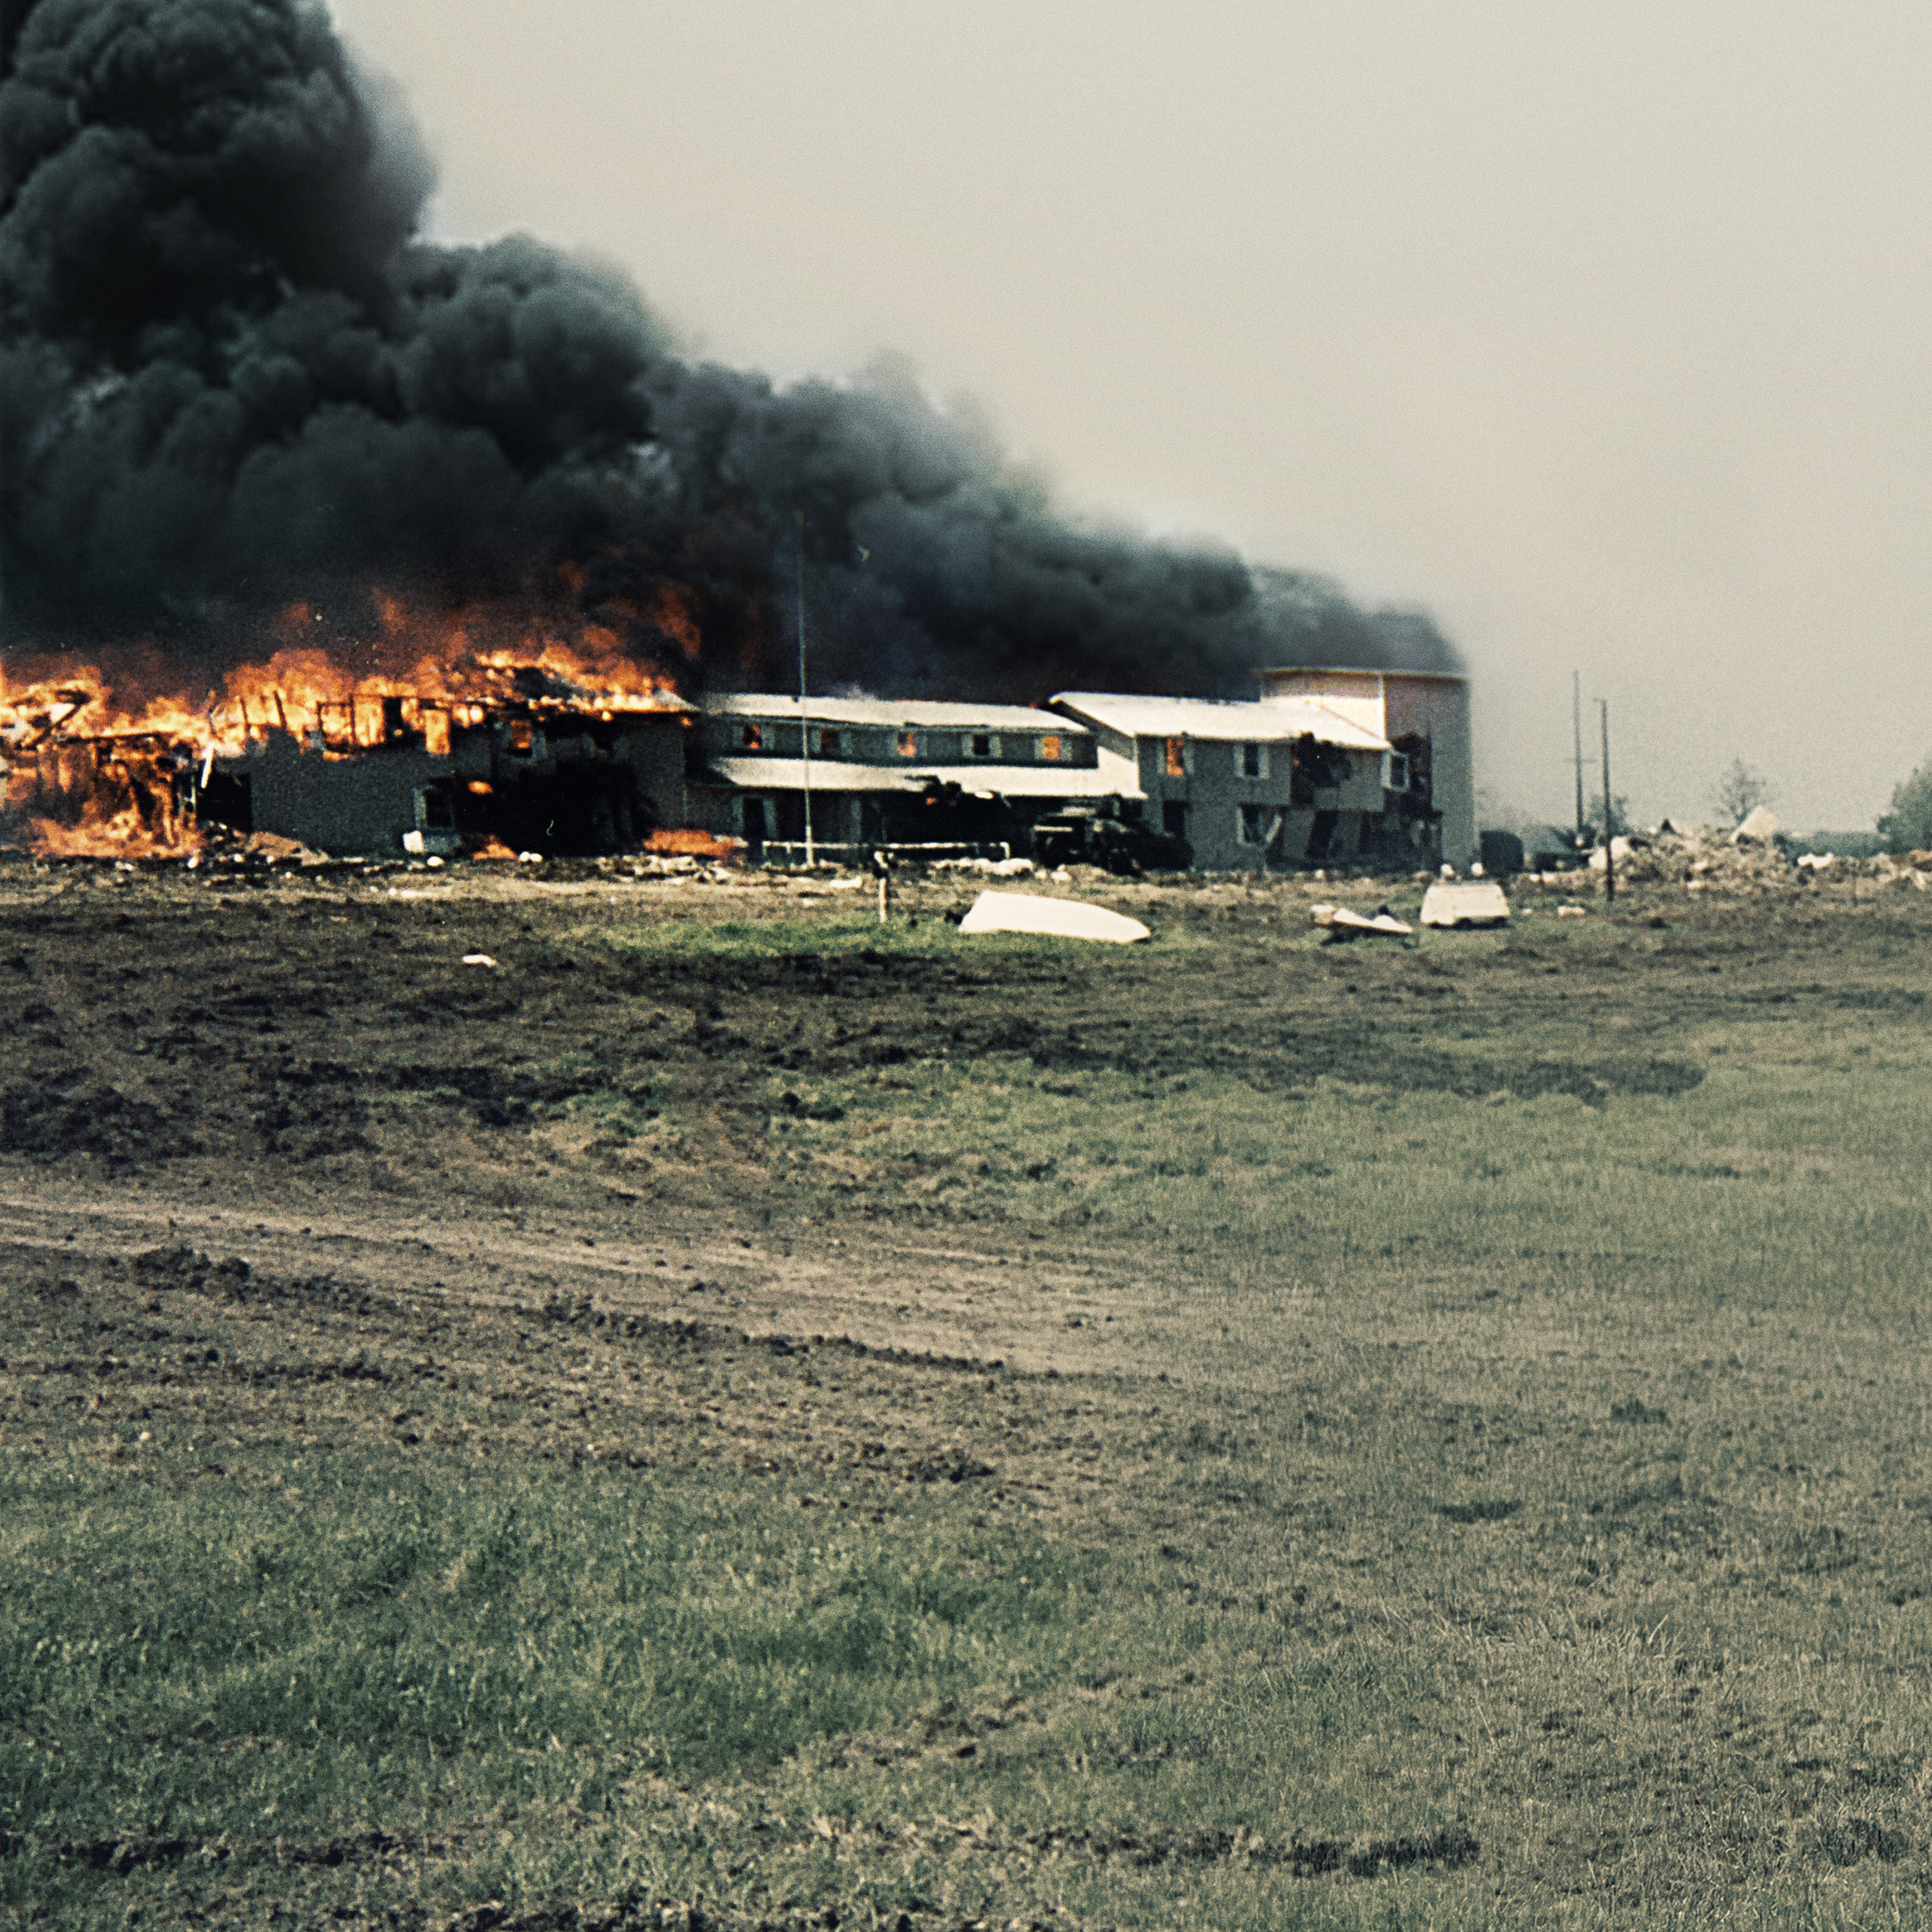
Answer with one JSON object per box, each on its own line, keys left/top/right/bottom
{"left": 4, "top": 871, "right": 1932, "bottom": 1927}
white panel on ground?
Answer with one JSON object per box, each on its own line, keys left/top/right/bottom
{"left": 957, "top": 891, "right": 1151, "bottom": 944}
{"left": 1420, "top": 880, "right": 1511, "bottom": 928}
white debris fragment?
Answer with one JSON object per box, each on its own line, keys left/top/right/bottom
{"left": 1421, "top": 880, "right": 1510, "bottom": 929}
{"left": 1312, "top": 902, "right": 1414, "bottom": 936}
{"left": 957, "top": 891, "right": 1150, "bottom": 943}
{"left": 933, "top": 855, "right": 1035, "bottom": 876}
{"left": 1321, "top": 905, "right": 1413, "bottom": 938}
{"left": 460, "top": 953, "right": 498, "bottom": 968}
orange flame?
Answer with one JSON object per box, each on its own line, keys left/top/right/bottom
{"left": 1, "top": 585, "right": 700, "bottom": 857}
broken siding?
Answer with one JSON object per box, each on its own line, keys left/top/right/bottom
{"left": 243, "top": 710, "right": 687, "bottom": 857}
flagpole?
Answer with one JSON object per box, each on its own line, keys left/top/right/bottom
{"left": 797, "top": 510, "right": 813, "bottom": 867}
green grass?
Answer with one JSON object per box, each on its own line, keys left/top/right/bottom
{"left": 1, "top": 1451, "right": 1468, "bottom": 1926}
{"left": 757, "top": 1012, "right": 1932, "bottom": 1321}
{"left": 10, "top": 893, "right": 1932, "bottom": 1927}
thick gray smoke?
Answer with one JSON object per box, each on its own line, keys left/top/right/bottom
{"left": 0, "top": 0, "right": 1461, "bottom": 695}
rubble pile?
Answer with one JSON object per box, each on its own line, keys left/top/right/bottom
{"left": 1547, "top": 821, "right": 1932, "bottom": 895}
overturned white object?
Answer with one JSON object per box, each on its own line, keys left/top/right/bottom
{"left": 1420, "top": 880, "right": 1510, "bottom": 929}
{"left": 958, "top": 890, "right": 1150, "bottom": 943}
{"left": 1325, "top": 905, "right": 1413, "bottom": 938}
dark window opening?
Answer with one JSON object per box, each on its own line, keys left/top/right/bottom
{"left": 1290, "top": 735, "right": 1349, "bottom": 805}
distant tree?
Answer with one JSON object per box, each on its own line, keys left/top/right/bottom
{"left": 1877, "top": 753, "right": 1932, "bottom": 853}
{"left": 1712, "top": 759, "right": 1774, "bottom": 826}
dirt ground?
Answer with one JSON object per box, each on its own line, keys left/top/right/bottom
{"left": 7, "top": 855, "right": 1932, "bottom": 1927}
{"left": 0, "top": 851, "right": 1918, "bottom": 1419}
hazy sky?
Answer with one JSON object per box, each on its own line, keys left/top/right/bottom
{"left": 332, "top": 0, "right": 1931, "bottom": 832}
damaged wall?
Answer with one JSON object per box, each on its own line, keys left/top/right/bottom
{"left": 239, "top": 710, "right": 687, "bottom": 857}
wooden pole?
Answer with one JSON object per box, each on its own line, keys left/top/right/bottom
{"left": 1599, "top": 699, "right": 1615, "bottom": 904}
{"left": 797, "top": 510, "right": 813, "bottom": 868}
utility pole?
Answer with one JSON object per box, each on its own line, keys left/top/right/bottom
{"left": 1573, "top": 670, "right": 1586, "bottom": 842}
{"left": 1599, "top": 697, "right": 1615, "bottom": 904}
{"left": 796, "top": 510, "right": 813, "bottom": 867}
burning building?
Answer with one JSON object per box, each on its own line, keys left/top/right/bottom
{"left": 1, "top": 626, "right": 691, "bottom": 861}
{"left": 1, "top": 1, "right": 1477, "bottom": 862}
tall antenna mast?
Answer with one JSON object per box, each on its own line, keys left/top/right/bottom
{"left": 796, "top": 510, "right": 813, "bottom": 867}
{"left": 1572, "top": 670, "right": 1586, "bottom": 840}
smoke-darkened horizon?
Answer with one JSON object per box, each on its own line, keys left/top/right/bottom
{"left": 0, "top": 0, "right": 1461, "bottom": 699}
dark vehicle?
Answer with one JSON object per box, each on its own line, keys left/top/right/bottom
{"left": 1030, "top": 800, "right": 1192, "bottom": 875}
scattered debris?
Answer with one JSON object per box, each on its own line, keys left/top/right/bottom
{"left": 957, "top": 890, "right": 1151, "bottom": 943}
{"left": 460, "top": 954, "right": 498, "bottom": 969}
{"left": 1557, "top": 904, "right": 1587, "bottom": 918}
{"left": 240, "top": 830, "right": 329, "bottom": 866}
{"left": 932, "top": 854, "right": 1036, "bottom": 876}
{"left": 1420, "top": 879, "right": 1510, "bottom": 929}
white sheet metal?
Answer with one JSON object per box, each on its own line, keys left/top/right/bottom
{"left": 957, "top": 891, "right": 1150, "bottom": 943}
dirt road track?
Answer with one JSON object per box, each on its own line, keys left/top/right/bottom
{"left": 0, "top": 1167, "right": 1170, "bottom": 1381}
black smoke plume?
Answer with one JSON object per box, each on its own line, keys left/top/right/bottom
{"left": 0, "top": 0, "right": 1461, "bottom": 695}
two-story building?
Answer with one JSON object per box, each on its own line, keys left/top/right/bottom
{"left": 1048, "top": 691, "right": 1396, "bottom": 871}
{"left": 686, "top": 696, "right": 1126, "bottom": 855}
{"left": 1256, "top": 665, "right": 1475, "bottom": 870}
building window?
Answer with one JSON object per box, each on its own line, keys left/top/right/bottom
{"left": 506, "top": 719, "right": 534, "bottom": 756}
{"left": 1038, "top": 734, "right": 1062, "bottom": 762}
{"left": 967, "top": 732, "right": 997, "bottom": 758}
{"left": 1162, "top": 800, "right": 1188, "bottom": 838}
{"left": 1164, "top": 736, "right": 1186, "bottom": 777}
{"left": 1237, "top": 803, "right": 1268, "bottom": 844}
{"left": 897, "top": 731, "right": 918, "bottom": 758}
{"left": 1238, "top": 742, "right": 1267, "bottom": 779}
{"left": 1383, "top": 750, "right": 1411, "bottom": 793}
{"left": 741, "top": 723, "right": 762, "bottom": 750}
{"left": 816, "top": 728, "right": 840, "bottom": 755}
